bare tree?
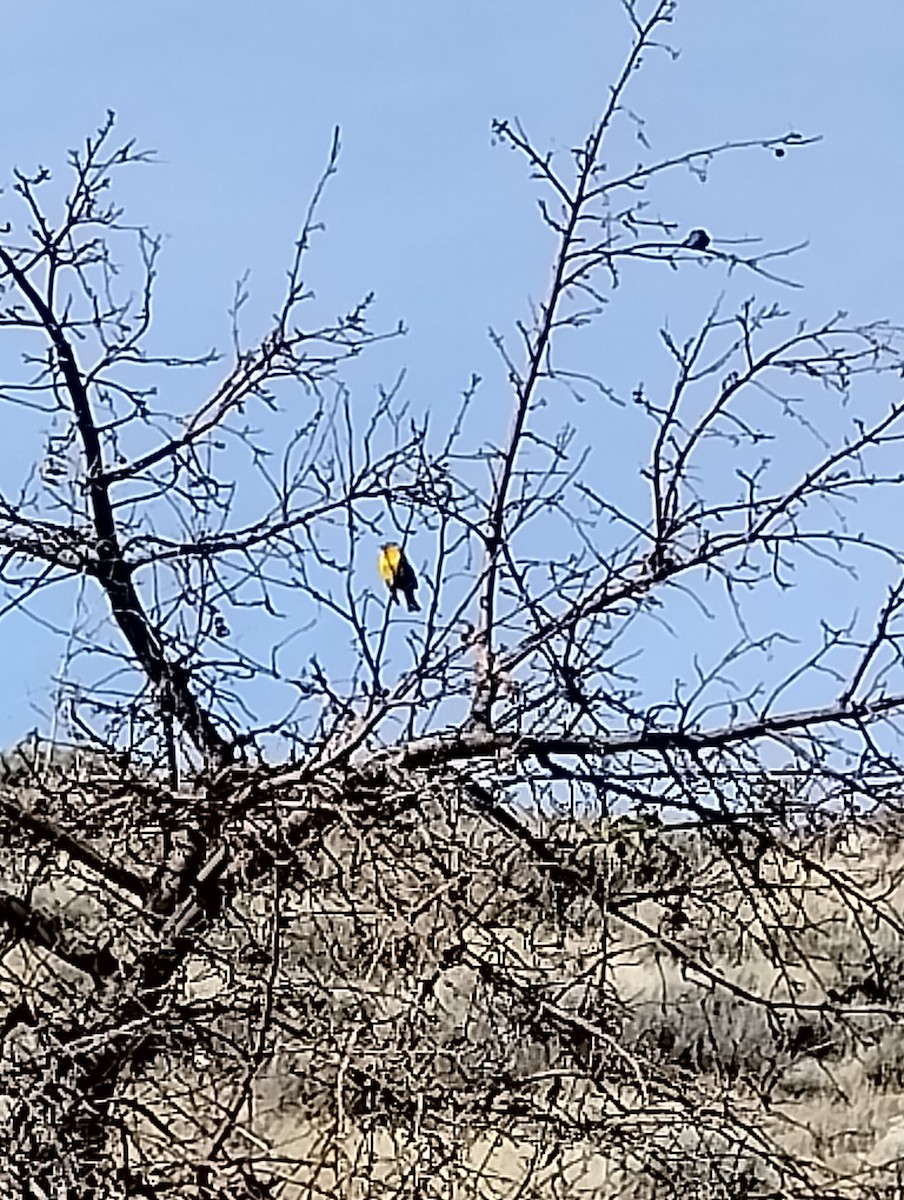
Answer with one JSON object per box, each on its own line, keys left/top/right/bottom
{"left": 3, "top": 3, "right": 904, "bottom": 1198}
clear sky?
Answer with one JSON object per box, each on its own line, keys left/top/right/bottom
{"left": 2, "top": 2, "right": 903, "bottom": 750}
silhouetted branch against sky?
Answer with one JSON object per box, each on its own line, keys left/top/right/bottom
{"left": 4, "top": 6, "right": 904, "bottom": 1196}
{"left": 0, "top": 1, "right": 903, "bottom": 792}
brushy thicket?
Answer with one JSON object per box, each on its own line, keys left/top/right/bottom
{"left": 5, "top": 745, "right": 904, "bottom": 1199}
{"left": 4, "top": 8, "right": 904, "bottom": 1197}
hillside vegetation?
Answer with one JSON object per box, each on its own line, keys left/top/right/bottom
{"left": 4, "top": 748, "right": 903, "bottom": 1198}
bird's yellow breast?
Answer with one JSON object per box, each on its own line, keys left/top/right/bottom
{"left": 379, "top": 544, "right": 402, "bottom": 584}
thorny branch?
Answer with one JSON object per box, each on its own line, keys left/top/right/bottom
{"left": 2, "top": 4, "right": 904, "bottom": 1197}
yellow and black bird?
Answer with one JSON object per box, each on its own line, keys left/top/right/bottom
{"left": 378, "top": 542, "right": 420, "bottom": 612}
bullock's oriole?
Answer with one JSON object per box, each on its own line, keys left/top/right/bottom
{"left": 378, "top": 542, "right": 420, "bottom": 612}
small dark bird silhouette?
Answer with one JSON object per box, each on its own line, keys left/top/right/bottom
{"left": 684, "top": 229, "right": 711, "bottom": 251}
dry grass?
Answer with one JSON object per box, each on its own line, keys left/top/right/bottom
{"left": 10, "top": 776, "right": 904, "bottom": 1198}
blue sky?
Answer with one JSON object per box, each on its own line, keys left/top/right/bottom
{"left": 1, "top": 2, "right": 903, "bottom": 750}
